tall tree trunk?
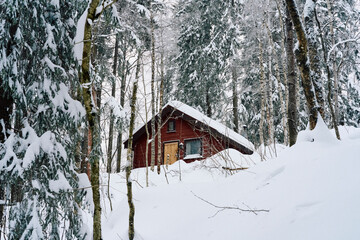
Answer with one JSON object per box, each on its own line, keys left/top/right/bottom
{"left": 107, "top": 34, "right": 119, "bottom": 173}
{"left": 79, "top": 1, "right": 105, "bottom": 238}
{"left": 259, "top": 38, "right": 266, "bottom": 156}
{"left": 157, "top": 51, "right": 165, "bottom": 174}
{"left": 232, "top": 64, "right": 239, "bottom": 133}
{"left": 265, "top": 13, "right": 288, "bottom": 145}
{"left": 206, "top": 90, "right": 212, "bottom": 117}
{"left": 285, "top": 6, "right": 298, "bottom": 146}
{"left": 150, "top": 7, "right": 156, "bottom": 172}
{"left": 285, "top": 0, "right": 319, "bottom": 130}
{"left": 126, "top": 51, "right": 141, "bottom": 240}
{"left": 267, "top": 54, "right": 274, "bottom": 145}
{"left": 116, "top": 38, "right": 128, "bottom": 173}
{"left": 275, "top": 0, "right": 289, "bottom": 146}
{"left": 304, "top": 0, "right": 325, "bottom": 118}
{"left": 314, "top": 7, "right": 341, "bottom": 140}
{"left": 326, "top": 0, "right": 340, "bottom": 139}
{"left": 80, "top": 125, "right": 91, "bottom": 178}
{"left": 142, "top": 65, "right": 150, "bottom": 187}
{"left": 326, "top": 0, "right": 339, "bottom": 124}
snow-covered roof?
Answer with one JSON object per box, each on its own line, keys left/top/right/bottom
{"left": 164, "top": 101, "right": 254, "bottom": 150}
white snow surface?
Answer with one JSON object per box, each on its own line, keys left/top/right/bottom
{"left": 101, "top": 124, "right": 360, "bottom": 240}
{"left": 74, "top": 7, "right": 88, "bottom": 64}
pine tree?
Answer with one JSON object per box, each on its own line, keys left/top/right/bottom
{"left": 315, "top": 0, "right": 360, "bottom": 128}
{"left": 0, "top": 0, "right": 87, "bottom": 239}
{"left": 175, "top": 0, "right": 242, "bottom": 118}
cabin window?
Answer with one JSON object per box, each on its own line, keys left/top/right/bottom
{"left": 184, "top": 139, "right": 202, "bottom": 159}
{"left": 167, "top": 120, "right": 176, "bottom": 132}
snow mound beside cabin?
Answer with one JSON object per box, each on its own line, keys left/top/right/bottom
{"left": 102, "top": 125, "right": 360, "bottom": 240}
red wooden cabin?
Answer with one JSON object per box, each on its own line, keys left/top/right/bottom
{"left": 124, "top": 101, "right": 254, "bottom": 169}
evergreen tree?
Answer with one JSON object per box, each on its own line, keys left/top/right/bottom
{"left": 315, "top": 0, "right": 360, "bottom": 127}
{"left": 175, "top": 0, "right": 243, "bottom": 118}
{"left": 0, "top": 0, "right": 87, "bottom": 238}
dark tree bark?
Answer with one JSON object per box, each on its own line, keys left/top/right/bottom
{"left": 285, "top": 0, "right": 319, "bottom": 130}
{"left": 150, "top": 7, "right": 156, "bottom": 172}
{"left": 107, "top": 34, "right": 119, "bottom": 173}
{"left": 304, "top": 0, "right": 325, "bottom": 118}
{"left": 157, "top": 51, "right": 165, "bottom": 174}
{"left": 232, "top": 65, "right": 239, "bottom": 133}
{"left": 206, "top": 90, "right": 212, "bottom": 117}
{"left": 116, "top": 37, "right": 128, "bottom": 172}
{"left": 285, "top": 6, "right": 298, "bottom": 146}
{"left": 258, "top": 37, "right": 266, "bottom": 152}
{"left": 314, "top": 8, "right": 341, "bottom": 140}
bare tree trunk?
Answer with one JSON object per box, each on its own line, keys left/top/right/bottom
{"left": 259, "top": 38, "right": 266, "bottom": 157}
{"left": 285, "top": 0, "right": 319, "bottom": 130}
{"left": 285, "top": 6, "right": 298, "bottom": 146}
{"left": 106, "top": 34, "right": 119, "bottom": 211}
{"left": 150, "top": 7, "right": 156, "bottom": 172}
{"left": 141, "top": 63, "right": 150, "bottom": 187}
{"left": 265, "top": 16, "right": 287, "bottom": 145}
{"left": 267, "top": 55, "right": 274, "bottom": 145}
{"left": 325, "top": 0, "right": 339, "bottom": 123}
{"left": 79, "top": 0, "right": 113, "bottom": 238}
{"left": 116, "top": 37, "right": 128, "bottom": 172}
{"left": 126, "top": 51, "right": 141, "bottom": 240}
{"left": 275, "top": 0, "right": 289, "bottom": 146}
{"left": 304, "top": 0, "right": 325, "bottom": 118}
{"left": 205, "top": 90, "right": 212, "bottom": 117}
{"left": 107, "top": 34, "right": 119, "bottom": 173}
{"left": 232, "top": 64, "right": 239, "bottom": 133}
{"left": 314, "top": 7, "right": 341, "bottom": 139}
{"left": 157, "top": 50, "right": 165, "bottom": 174}
{"left": 326, "top": 0, "right": 340, "bottom": 139}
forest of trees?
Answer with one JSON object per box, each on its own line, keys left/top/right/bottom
{"left": 0, "top": 0, "right": 359, "bottom": 239}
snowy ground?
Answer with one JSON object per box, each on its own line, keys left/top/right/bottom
{"left": 99, "top": 122, "right": 360, "bottom": 240}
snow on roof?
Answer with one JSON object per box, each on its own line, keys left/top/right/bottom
{"left": 164, "top": 101, "right": 254, "bottom": 150}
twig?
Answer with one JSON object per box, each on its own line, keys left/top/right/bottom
{"left": 222, "top": 166, "right": 249, "bottom": 171}
{"left": 191, "top": 191, "right": 269, "bottom": 218}
{"left": 162, "top": 165, "right": 169, "bottom": 184}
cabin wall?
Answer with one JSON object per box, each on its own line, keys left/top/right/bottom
{"left": 132, "top": 117, "right": 231, "bottom": 169}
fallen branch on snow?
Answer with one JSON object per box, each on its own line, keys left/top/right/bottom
{"left": 222, "top": 166, "right": 249, "bottom": 171}
{"left": 191, "top": 191, "right": 269, "bottom": 218}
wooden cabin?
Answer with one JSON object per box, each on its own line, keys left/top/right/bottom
{"left": 123, "top": 101, "right": 254, "bottom": 169}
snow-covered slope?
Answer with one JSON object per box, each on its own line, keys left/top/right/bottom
{"left": 101, "top": 124, "right": 360, "bottom": 240}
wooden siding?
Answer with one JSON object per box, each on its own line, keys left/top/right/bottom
{"left": 132, "top": 115, "right": 241, "bottom": 169}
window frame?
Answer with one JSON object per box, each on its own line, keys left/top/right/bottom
{"left": 184, "top": 138, "right": 203, "bottom": 159}
{"left": 167, "top": 119, "right": 176, "bottom": 132}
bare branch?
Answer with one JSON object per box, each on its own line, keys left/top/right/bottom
{"left": 191, "top": 191, "right": 269, "bottom": 218}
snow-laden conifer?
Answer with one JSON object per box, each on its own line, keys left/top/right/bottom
{"left": 0, "top": 0, "right": 87, "bottom": 238}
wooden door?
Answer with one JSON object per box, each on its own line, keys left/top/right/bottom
{"left": 163, "top": 142, "right": 178, "bottom": 165}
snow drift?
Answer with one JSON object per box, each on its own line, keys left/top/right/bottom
{"left": 101, "top": 124, "right": 360, "bottom": 240}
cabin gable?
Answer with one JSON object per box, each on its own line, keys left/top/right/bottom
{"left": 124, "top": 102, "right": 253, "bottom": 169}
